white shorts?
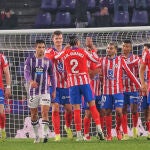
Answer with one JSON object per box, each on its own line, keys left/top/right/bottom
{"left": 28, "top": 94, "right": 51, "bottom": 108}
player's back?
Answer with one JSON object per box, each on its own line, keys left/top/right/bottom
{"left": 63, "top": 47, "right": 90, "bottom": 86}
{"left": 64, "top": 47, "right": 89, "bottom": 75}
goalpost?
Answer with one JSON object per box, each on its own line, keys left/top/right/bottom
{"left": 1, "top": 26, "right": 150, "bottom": 138}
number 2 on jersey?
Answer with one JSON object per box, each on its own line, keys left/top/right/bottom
{"left": 70, "top": 59, "right": 79, "bottom": 73}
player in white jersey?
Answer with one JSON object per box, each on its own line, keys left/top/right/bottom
{"left": 24, "top": 40, "right": 56, "bottom": 143}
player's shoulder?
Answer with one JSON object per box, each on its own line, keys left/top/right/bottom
{"left": 45, "top": 47, "right": 55, "bottom": 54}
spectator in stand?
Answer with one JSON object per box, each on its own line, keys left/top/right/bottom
{"left": 1, "top": 8, "right": 18, "bottom": 29}
{"left": 94, "top": 7, "right": 112, "bottom": 27}
{"left": 114, "top": 0, "right": 128, "bottom": 14}
{"left": 75, "top": 0, "right": 88, "bottom": 28}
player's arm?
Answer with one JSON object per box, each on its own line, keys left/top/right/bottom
{"left": 54, "top": 50, "right": 66, "bottom": 60}
{"left": 122, "top": 58, "right": 141, "bottom": 89}
{"left": 3, "top": 65, "right": 11, "bottom": 99}
{"left": 139, "top": 63, "right": 147, "bottom": 92}
{"left": 48, "top": 61, "right": 56, "bottom": 100}
{"left": 88, "top": 62, "right": 101, "bottom": 79}
{"left": 24, "top": 57, "right": 38, "bottom": 88}
{"left": 1, "top": 55, "right": 11, "bottom": 99}
{"left": 45, "top": 48, "right": 55, "bottom": 60}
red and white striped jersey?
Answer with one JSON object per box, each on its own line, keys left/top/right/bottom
{"left": 89, "top": 61, "right": 102, "bottom": 96}
{"left": 45, "top": 48, "right": 68, "bottom": 88}
{"left": 141, "top": 49, "right": 150, "bottom": 91}
{"left": 0, "top": 54, "right": 9, "bottom": 89}
{"left": 122, "top": 54, "right": 140, "bottom": 92}
{"left": 54, "top": 47, "right": 98, "bottom": 87}
{"left": 101, "top": 56, "right": 141, "bottom": 95}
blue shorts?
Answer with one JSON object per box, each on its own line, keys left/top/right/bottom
{"left": 70, "top": 84, "right": 94, "bottom": 105}
{"left": 95, "top": 95, "right": 102, "bottom": 110}
{"left": 123, "top": 92, "right": 139, "bottom": 105}
{"left": 0, "top": 89, "right": 4, "bottom": 104}
{"left": 101, "top": 93, "right": 124, "bottom": 109}
{"left": 147, "top": 92, "right": 150, "bottom": 105}
{"left": 141, "top": 96, "right": 149, "bottom": 109}
{"left": 50, "top": 87, "right": 70, "bottom": 105}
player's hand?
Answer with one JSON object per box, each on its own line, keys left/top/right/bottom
{"left": 64, "top": 44, "right": 70, "bottom": 50}
{"left": 5, "top": 88, "right": 11, "bottom": 99}
{"left": 140, "top": 82, "right": 147, "bottom": 92}
{"left": 51, "top": 90, "right": 56, "bottom": 101}
{"left": 30, "top": 80, "right": 38, "bottom": 88}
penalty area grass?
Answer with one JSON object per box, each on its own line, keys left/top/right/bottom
{"left": 0, "top": 136, "right": 150, "bottom": 150}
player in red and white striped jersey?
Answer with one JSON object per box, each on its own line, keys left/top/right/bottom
{"left": 100, "top": 42, "right": 141, "bottom": 140}
{"left": 0, "top": 53, "right": 11, "bottom": 141}
{"left": 45, "top": 31, "right": 73, "bottom": 141}
{"left": 55, "top": 35, "right": 104, "bottom": 141}
{"left": 121, "top": 40, "right": 140, "bottom": 139}
{"left": 140, "top": 43, "right": 150, "bottom": 140}
{"left": 81, "top": 37, "right": 104, "bottom": 141}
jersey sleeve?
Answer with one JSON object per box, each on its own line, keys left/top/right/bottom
{"left": 45, "top": 48, "right": 55, "bottom": 60}
{"left": 84, "top": 50, "right": 98, "bottom": 63}
{"left": 122, "top": 58, "right": 141, "bottom": 89}
{"left": 1, "top": 54, "right": 9, "bottom": 68}
{"left": 141, "top": 51, "right": 148, "bottom": 65}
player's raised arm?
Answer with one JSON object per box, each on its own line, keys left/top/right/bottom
{"left": 122, "top": 58, "right": 141, "bottom": 89}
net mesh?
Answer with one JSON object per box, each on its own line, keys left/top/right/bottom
{"left": 0, "top": 27, "right": 149, "bottom": 138}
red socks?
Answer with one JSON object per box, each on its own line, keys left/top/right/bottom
{"left": 52, "top": 111, "right": 60, "bottom": 134}
{"left": 0, "top": 113, "right": 6, "bottom": 129}
{"left": 116, "top": 115, "right": 122, "bottom": 130}
{"left": 105, "top": 116, "right": 112, "bottom": 136}
{"left": 146, "top": 121, "right": 150, "bottom": 132}
{"left": 122, "top": 114, "right": 128, "bottom": 134}
{"left": 74, "top": 109, "right": 81, "bottom": 131}
{"left": 89, "top": 105, "right": 100, "bottom": 125}
{"left": 83, "top": 117, "right": 91, "bottom": 135}
{"left": 132, "top": 113, "right": 138, "bottom": 127}
{"left": 64, "top": 112, "right": 72, "bottom": 128}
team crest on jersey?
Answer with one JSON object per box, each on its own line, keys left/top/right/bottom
{"left": 57, "top": 62, "right": 64, "bottom": 73}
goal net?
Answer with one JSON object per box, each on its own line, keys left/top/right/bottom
{"left": 0, "top": 27, "right": 150, "bottom": 138}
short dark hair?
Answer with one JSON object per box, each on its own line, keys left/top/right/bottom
{"left": 36, "top": 39, "right": 45, "bottom": 45}
{"left": 122, "top": 39, "right": 132, "bottom": 44}
{"left": 69, "top": 35, "right": 79, "bottom": 46}
{"left": 144, "top": 43, "right": 150, "bottom": 49}
{"left": 108, "top": 42, "right": 118, "bottom": 50}
{"left": 52, "top": 30, "right": 62, "bottom": 38}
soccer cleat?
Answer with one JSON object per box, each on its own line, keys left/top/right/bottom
{"left": 54, "top": 134, "right": 61, "bottom": 142}
{"left": 42, "top": 137, "right": 48, "bottom": 143}
{"left": 34, "top": 136, "right": 40, "bottom": 143}
{"left": 106, "top": 135, "right": 112, "bottom": 141}
{"left": 147, "top": 133, "right": 150, "bottom": 140}
{"left": 122, "top": 134, "right": 129, "bottom": 140}
{"left": 64, "top": 125, "right": 73, "bottom": 139}
{"left": 76, "top": 135, "right": 83, "bottom": 142}
{"left": 116, "top": 128, "right": 122, "bottom": 140}
{"left": 1, "top": 130, "right": 6, "bottom": 141}
{"left": 133, "top": 127, "right": 138, "bottom": 138}
{"left": 96, "top": 130, "right": 105, "bottom": 140}
{"left": 83, "top": 135, "right": 91, "bottom": 141}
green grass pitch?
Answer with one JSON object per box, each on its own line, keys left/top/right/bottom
{"left": 1, "top": 137, "right": 150, "bottom": 150}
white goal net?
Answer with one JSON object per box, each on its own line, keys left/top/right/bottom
{"left": 0, "top": 27, "right": 150, "bottom": 138}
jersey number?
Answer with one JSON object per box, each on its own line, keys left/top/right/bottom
{"left": 70, "top": 59, "right": 79, "bottom": 73}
